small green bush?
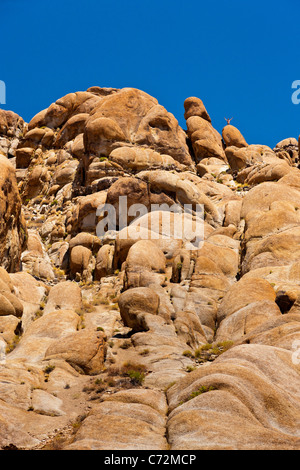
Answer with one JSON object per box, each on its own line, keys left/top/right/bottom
{"left": 43, "top": 364, "right": 56, "bottom": 375}
{"left": 182, "top": 350, "right": 194, "bottom": 358}
{"left": 188, "top": 386, "right": 216, "bottom": 400}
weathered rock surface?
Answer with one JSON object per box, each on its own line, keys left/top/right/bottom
{"left": 222, "top": 124, "right": 248, "bottom": 148}
{"left": 167, "top": 345, "right": 300, "bottom": 450}
{"left": 0, "top": 156, "right": 27, "bottom": 272}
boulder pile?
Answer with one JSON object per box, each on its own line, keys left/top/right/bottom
{"left": 0, "top": 87, "right": 299, "bottom": 450}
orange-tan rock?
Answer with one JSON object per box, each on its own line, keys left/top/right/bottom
{"left": 1, "top": 86, "right": 300, "bottom": 451}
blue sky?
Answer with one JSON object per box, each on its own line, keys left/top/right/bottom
{"left": 1, "top": 0, "right": 300, "bottom": 148}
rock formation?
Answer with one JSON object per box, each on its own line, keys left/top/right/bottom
{"left": 0, "top": 88, "right": 299, "bottom": 450}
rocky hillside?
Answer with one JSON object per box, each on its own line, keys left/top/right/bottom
{"left": 0, "top": 87, "right": 300, "bottom": 450}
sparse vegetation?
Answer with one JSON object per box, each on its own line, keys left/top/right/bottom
{"left": 122, "top": 362, "right": 147, "bottom": 385}
{"left": 186, "top": 366, "right": 196, "bottom": 373}
{"left": 107, "top": 362, "right": 147, "bottom": 386}
{"left": 43, "top": 364, "right": 56, "bottom": 375}
{"left": 5, "top": 335, "right": 21, "bottom": 354}
{"left": 120, "top": 340, "right": 131, "bottom": 350}
{"left": 139, "top": 349, "right": 150, "bottom": 356}
{"left": 194, "top": 341, "right": 234, "bottom": 362}
{"left": 183, "top": 350, "right": 194, "bottom": 358}
{"left": 188, "top": 386, "right": 216, "bottom": 400}
{"left": 164, "top": 381, "right": 176, "bottom": 392}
